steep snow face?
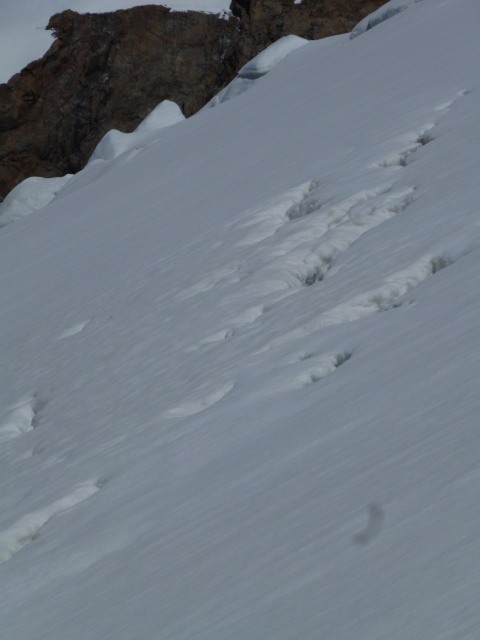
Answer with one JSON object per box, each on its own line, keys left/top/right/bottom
{"left": 1, "top": 0, "right": 480, "bottom": 638}
{"left": 0, "top": 0, "right": 232, "bottom": 84}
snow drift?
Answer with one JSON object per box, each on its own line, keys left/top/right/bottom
{"left": 0, "top": 175, "right": 72, "bottom": 227}
{"left": 89, "top": 100, "right": 186, "bottom": 163}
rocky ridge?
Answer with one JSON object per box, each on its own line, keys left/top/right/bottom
{"left": 0, "top": 0, "right": 387, "bottom": 200}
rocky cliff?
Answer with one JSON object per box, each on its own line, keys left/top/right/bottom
{"left": 0, "top": 0, "right": 387, "bottom": 200}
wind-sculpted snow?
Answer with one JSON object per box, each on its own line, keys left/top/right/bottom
{"left": 350, "top": 0, "right": 414, "bottom": 39}
{"left": 0, "top": 101, "right": 185, "bottom": 227}
{"left": 1, "top": 0, "right": 480, "bottom": 637}
{"left": 89, "top": 100, "right": 185, "bottom": 163}
{"left": 0, "top": 480, "right": 100, "bottom": 563}
{"left": 201, "top": 35, "right": 309, "bottom": 110}
{"left": 0, "top": 175, "right": 72, "bottom": 227}
{"left": 238, "top": 35, "right": 309, "bottom": 80}
{"left": 0, "top": 396, "right": 45, "bottom": 444}
{"left": 163, "top": 381, "right": 235, "bottom": 417}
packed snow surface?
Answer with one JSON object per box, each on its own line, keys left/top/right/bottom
{"left": 1, "top": 0, "right": 480, "bottom": 637}
{"left": 0, "top": 0, "right": 232, "bottom": 84}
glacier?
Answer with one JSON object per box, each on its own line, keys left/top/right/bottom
{"left": 1, "top": 0, "right": 480, "bottom": 637}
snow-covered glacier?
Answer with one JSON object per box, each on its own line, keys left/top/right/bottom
{"left": 1, "top": 0, "right": 480, "bottom": 637}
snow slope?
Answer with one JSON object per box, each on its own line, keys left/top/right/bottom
{"left": 89, "top": 100, "right": 186, "bottom": 163}
{"left": 1, "top": 0, "right": 480, "bottom": 637}
{"left": 201, "top": 35, "right": 309, "bottom": 110}
{"left": 0, "top": 0, "right": 231, "bottom": 84}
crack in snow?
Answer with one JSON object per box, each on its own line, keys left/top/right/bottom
{"left": 0, "top": 396, "right": 46, "bottom": 444}
{"left": 0, "top": 480, "right": 101, "bottom": 563}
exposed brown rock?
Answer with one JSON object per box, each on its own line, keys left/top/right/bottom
{"left": 0, "top": 0, "right": 387, "bottom": 200}
{"left": 232, "top": 0, "right": 388, "bottom": 66}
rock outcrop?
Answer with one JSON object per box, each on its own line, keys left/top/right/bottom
{"left": 0, "top": 0, "right": 387, "bottom": 200}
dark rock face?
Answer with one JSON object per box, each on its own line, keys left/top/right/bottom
{"left": 233, "top": 0, "right": 387, "bottom": 64}
{"left": 0, "top": 0, "right": 387, "bottom": 200}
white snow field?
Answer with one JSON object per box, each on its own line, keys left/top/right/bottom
{"left": 1, "top": 0, "right": 480, "bottom": 637}
{"left": 0, "top": 0, "right": 232, "bottom": 84}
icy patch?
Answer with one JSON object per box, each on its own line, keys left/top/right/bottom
{"left": 0, "top": 480, "right": 100, "bottom": 563}
{"left": 0, "top": 397, "right": 45, "bottom": 444}
{"left": 163, "top": 382, "right": 235, "bottom": 418}
{"left": 0, "top": 175, "right": 72, "bottom": 228}
{"left": 89, "top": 101, "right": 185, "bottom": 163}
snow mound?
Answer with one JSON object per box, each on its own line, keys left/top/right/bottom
{"left": 238, "top": 35, "right": 309, "bottom": 80}
{"left": 0, "top": 100, "right": 185, "bottom": 229}
{"left": 202, "top": 35, "right": 309, "bottom": 109}
{"left": 134, "top": 100, "right": 186, "bottom": 133}
{"left": 0, "top": 174, "right": 72, "bottom": 228}
{"left": 89, "top": 100, "right": 185, "bottom": 163}
{"left": 350, "top": 0, "right": 416, "bottom": 39}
